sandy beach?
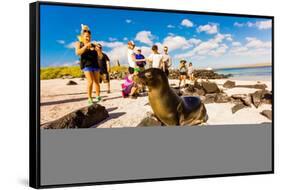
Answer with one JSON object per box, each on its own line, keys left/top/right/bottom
{"left": 40, "top": 76, "right": 272, "bottom": 128}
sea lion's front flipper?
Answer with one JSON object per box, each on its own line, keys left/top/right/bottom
{"left": 177, "top": 100, "right": 192, "bottom": 126}
{"left": 178, "top": 96, "right": 208, "bottom": 126}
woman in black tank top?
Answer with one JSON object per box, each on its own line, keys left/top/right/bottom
{"left": 75, "top": 29, "right": 101, "bottom": 105}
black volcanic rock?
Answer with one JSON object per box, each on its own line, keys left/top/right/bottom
{"left": 231, "top": 94, "right": 252, "bottom": 107}
{"left": 260, "top": 110, "right": 272, "bottom": 120}
{"left": 236, "top": 84, "right": 267, "bottom": 89}
{"left": 201, "top": 82, "right": 220, "bottom": 93}
{"left": 168, "top": 69, "right": 231, "bottom": 80}
{"left": 232, "top": 103, "right": 247, "bottom": 114}
{"left": 215, "top": 93, "right": 231, "bottom": 103}
{"left": 203, "top": 93, "right": 217, "bottom": 104}
{"left": 137, "top": 116, "right": 163, "bottom": 127}
{"left": 250, "top": 89, "right": 272, "bottom": 108}
{"left": 41, "top": 104, "right": 109, "bottom": 129}
{"left": 223, "top": 80, "right": 236, "bottom": 88}
{"left": 66, "top": 80, "right": 78, "bottom": 85}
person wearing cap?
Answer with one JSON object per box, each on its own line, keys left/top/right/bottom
{"left": 75, "top": 25, "right": 101, "bottom": 105}
{"left": 135, "top": 48, "right": 146, "bottom": 72}
{"left": 127, "top": 41, "right": 136, "bottom": 74}
{"left": 147, "top": 45, "right": 164, "bottom": 69}
{"left": 178, "top": 59, "right": 188, "bottom": 87}
{"left": 162, "top": 46, "right": 172, "bottom": 76}
{"left": 95, "top": 43, "right": 111, "bottom": 93}
{"left": 127, "top": 41, "right": 145, "bottom": 74}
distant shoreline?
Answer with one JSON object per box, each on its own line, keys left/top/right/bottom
{"left": 214, "top": 63, "right": 271, "bottom": 70}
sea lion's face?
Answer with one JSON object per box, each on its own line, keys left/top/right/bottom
{"left": 135, "top": 68, "right": 168, "bottom": 89}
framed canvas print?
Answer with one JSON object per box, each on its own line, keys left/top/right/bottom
{"left": 30, "top": 1, "right": 274, "bottom": 188}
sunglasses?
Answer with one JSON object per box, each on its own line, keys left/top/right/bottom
{"left": 83, "top": 30, "right": 91, "bottom": 34}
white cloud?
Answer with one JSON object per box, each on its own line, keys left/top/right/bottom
{"left": 208, "top": 44, "right": 228, "bottom": 57}
{"left": 167, "top": 24, "right": 175, "bottom": 28}
{"left": 245, "top": 37, "right": 271, "bottom": 48}
{"left": 234, "top": 22, "right": 244, "bottom": 27}
{"left": 247, "top": 22, "right": 255, "bottom": 27}
{"left": 125, "top": 19, "right": 132, "bottom": 23}
{"left": 105, "top": 44, "right": 128, "bottom": 65}
{"left": 229, "top": 37, "right": 271, "bottom": 56}
{"left": 135, "top": 31, "right": 155, "bottom": 46}
{"left": 174, "top": 33, "right": 230, "bottom": 59}
{"left": 232, "top": 41, "right": 241, "bottom": 47}
{"left": 181, "top": 19, "right": 194, "bottom": 27}
{"left": 225, "top": 34, "right": 233, "bottom": 41}
{"left": 233, "top": 20, "right": 272, "bottom": 30}
{"left": 97, "top": 41, "right": 124, "bottom": 48}
{"left": 229, "top": 46, "right": 248, "bottom": 55}
{"left": 123, "top": 37, "right": 128, "bottom": 41}
{"left": 108, "top": 37, "right": 117, "bottom": 41}
{"left": 162, "top": 35, "right": 201, "bottom": 52}
{"left": 65, "top": 41, "right": 76, "bottom": 49}
{"left": 256, "top": 20, "right": 272, "bottom": 30}
{"left": 188, "top": 38, "right": 202, "bottom": 45}
{"left": 56, "top": 40, "right": 65, "bottom": 45}
{"left": 197, "top": 23, "right": 218, "bottom": 34}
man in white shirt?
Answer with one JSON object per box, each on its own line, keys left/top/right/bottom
{"left": 127, "top": 41, "right": 136, "bottom": 74}
{"left": 162, "top": 46, "right": 172, "bottom": 76}
{"left": 127, "top": 41, "right": 146, "bottom": 74}
{"left": 147, "top": 45, "right": 163, "bottom": 69}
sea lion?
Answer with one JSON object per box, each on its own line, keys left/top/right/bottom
{"left": 135, "top": 68, "right": 207, "bottom": 126}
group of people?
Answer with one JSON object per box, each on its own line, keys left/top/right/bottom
{"left": 75, "top": 24, "right": 195, "bottom": 104}
{"left": 123, "top": 40, "right": 195, "bottom": 98}
{"left": 127, "top": 41, "right": 172, "bottom": 76}
{"left": 122, "top": 41, "right": 173, "bottom": 98}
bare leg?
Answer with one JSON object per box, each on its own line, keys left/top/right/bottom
{"left": 84, "top": 71, "right": 94, "bottom": 99}
{"left": 129, "top": 86, "right": 138, "bottom": 96}
{"left": 92, "top": 71, "right": 100, "bottom": 97}
{"left": 107, "top": 80, "right": 110, "bottom": 93}
{"left": 183, "top": 76, "right": 186, "bottom": 87}
{"left": 179, "top": 76, "right": 182, "bottom": 87}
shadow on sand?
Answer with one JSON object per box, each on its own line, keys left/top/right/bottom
{"left": 41, "top": 96, "right": 108, "bottom": 106}
{"left": 91, "top": 111, "right": 126, "bottom": 128}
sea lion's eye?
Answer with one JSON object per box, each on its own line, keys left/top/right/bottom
{"left": 145, "top": 72, "right": 153, "bottom": 79}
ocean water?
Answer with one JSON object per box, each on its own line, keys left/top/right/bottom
{"left": 214, "top": 66, "right": 272, "bottom": 81}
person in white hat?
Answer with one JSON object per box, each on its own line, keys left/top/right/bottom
{"left": 127, "top": 41, "right": 145, "bottom": 74}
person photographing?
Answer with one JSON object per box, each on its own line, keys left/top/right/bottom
{"left": 75, "top": 25, "right": 101, "bottom": 105}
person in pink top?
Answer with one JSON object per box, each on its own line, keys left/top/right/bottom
{"left": 121, "top": 73, "right": 139, "bottom": 99}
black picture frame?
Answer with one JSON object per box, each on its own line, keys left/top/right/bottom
{"left": 30, "top": 1, "right": 274, "bottom": 189}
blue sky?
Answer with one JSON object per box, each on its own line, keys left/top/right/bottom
{"left": 40, "top": 4, "right": 272, "bottom": 68}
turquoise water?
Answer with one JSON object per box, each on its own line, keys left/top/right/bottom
{"left": 215, "top": 66, "right": 272, "bottom": 81}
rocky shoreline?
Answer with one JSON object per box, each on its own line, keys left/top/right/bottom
{"left": 61, "top": 69, "right": 232, "bottom": 81}
{"left": 172, "top": 80, "right": 272, "bottom": 119}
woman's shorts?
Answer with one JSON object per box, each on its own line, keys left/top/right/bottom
{"left": 83, "top": 67, "right": 100, "bottom": 72}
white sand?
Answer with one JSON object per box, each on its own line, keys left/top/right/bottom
{"left": 40, "top": 78, "right": 272, "bottom": 128}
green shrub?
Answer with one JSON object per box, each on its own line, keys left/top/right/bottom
{"left": 110, "top": 65, "right": 128, "bottom": 73}
{"left": 40, "top": 65, "right": 129, "bottom": 80}
{"left": 40, "top": 66, "right": 83, "bottom": 80}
